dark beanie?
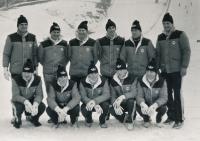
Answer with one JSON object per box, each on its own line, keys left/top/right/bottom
{"left": 116, "top": 58, "right": 127, "bottom": 70}
{"left": 146, "top": 58, "right": 158, "bottom": 73}
{"left": 17, "top": 15, "right": 28, "bottom": 27}
{"left": 78, "top": 21, "right": 88, "bottom": 30}
{"left": 162, "top": 13, "right": 173, "bottom": 24}
{"left": 131, "top": 20, "right": 142, "bottom": 31}
{"left": 88, "top": 61, "right": 98, "bottom": 74}
{"left": 50, "top": 22, "right": 60, "bottom": 33}
{"left": 57, "top": 65, "right": 67, "bottom": 78}
{"left": 23, "top": 59, "right": 34, "bottom": 73}
{"left": 106, "top": 19, "right": 116, "bottom": 30}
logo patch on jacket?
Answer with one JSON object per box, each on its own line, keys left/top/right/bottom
{"left": 29, "top": 43, "right": 32, "bottom": 48}
{"left": 60, "top": 48, "right": 64, "bottom": 51}
{"left": 171, "top": 41, "right": 176, "bottom": 45}
{"left": 140, "top": 48, "right": 144, "bottom": 53}
{"left": 125, "top": 86, "right": 130, "bottom": 91}
{"left": 86, "top": 47, "right": 90, "bottom": 52}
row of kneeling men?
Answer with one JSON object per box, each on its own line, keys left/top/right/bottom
{"left": 11, "top": 58, "right": 167, "bottom": 130}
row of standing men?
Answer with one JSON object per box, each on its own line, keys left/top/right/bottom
{"left": 3, "top": 13, "right": 191, "bottom": 130}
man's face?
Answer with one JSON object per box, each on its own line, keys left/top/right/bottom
{"left": 88, "top": 73, "right": 99, "bottom": 85}
{"left": 162, "top": 21, "right": 173, "bottom": 33}
{"left": 50, "top": 30, "right": 60, "bottom": 40}
{"left": 77, "top": 28, "right": 87, "bottom": 41}
{"left": 117, "top": 69, "right": 128, "bottom": 80}
{"left": 131, "top": 28, "right": 141, "bottom": 39}
{"left": 107, "top": 26, "right": 116, "bottom": 37}
{"left": 22, "top": 72, "right": 32, "bottom": 82}
{"left": 18, "top": 23, "right": 28, "bottom": 33}
{"left": 146, "top": 70, "right": 156, "bottom": 83}
{"left": 57, "top": 76, "right": 68, "bottom": 87}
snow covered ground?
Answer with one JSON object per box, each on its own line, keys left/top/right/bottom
{"left": 0, "top": 0, "right": 200, "bottom": 141}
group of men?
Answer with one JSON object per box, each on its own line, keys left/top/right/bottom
{"left": 2, "top": 12, "right": 191, "bottom": 130}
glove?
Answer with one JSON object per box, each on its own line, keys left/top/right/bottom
{"left": 31, "top": 102, "right": 39, "bottom": 116}
{"left": 94, "top": 105, "right": 103, "bottom": 114}
{"left": 55, "top": 106, "right": 67, "bottom": 123}
{"left": 24, "top": 100, "right": 33, "bottom": 113}
{"left": 140, "top": 102, "right": 149, "bottom": 115}
{"left": 63, "top": 106, "right": 70, "bottom": 114}
{"left": 113, "top": 95, "right": 125, "bottom": 108}
{"left": 148, "top": 103, "right": 158, "bottom": 116}
{"left": 114, "top": 106, "right": 124, "bottom": 115}
{"left": 3, "top": 67, "right": 10, "bottom": 81}
{"left": 86, "top": 100, "right": 96, "bottom": 111}
{"left": 181, "top": 68, "right": 187, "bottom": 76}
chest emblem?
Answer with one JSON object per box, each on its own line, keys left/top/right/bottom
{"left": 60, "top": 48, "right": 64, "bottom": 51}
{"left": 86, "top": 47, "right": 90, "bottom": 52}
{"left": 141, "top": 48, "right": 144, "bottom": 53}
{"left": 171, "top": 41, "right": 176, "bottom": 45}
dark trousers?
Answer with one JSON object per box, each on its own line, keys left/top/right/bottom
{"left": 12, "top": 101, "right": 46, "bottom": 123}
{"left": 46, "top": 105, "right": 80, "bottom": 124}
{"left": 70, "top": 75, "right": 85, "bottom": 87}
{"left": 162, "top": 72, "right": 183, "bottom": 122}
{"left": 81, "top": 101, "right": 109, "bottom": 124}
{"left": 110, "top": 98, "right": 136, "bottom": 123}
{"left": 137, "top": 104, "right": 167, "bottom": 123}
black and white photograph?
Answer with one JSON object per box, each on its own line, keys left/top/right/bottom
{"left": 0, "top": 0, "right": 199, "bottom": 141}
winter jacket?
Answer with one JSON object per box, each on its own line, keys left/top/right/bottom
{"left": 38, "top": 38, "right": 68, "bottom": 75}
{"left": 3, "top": 32, "right": 38, "bottom": 74}
{"left": 120, "top": 37, "right": 155, "bottom": 77}
{"left": 79, "top": 76, "right": 110, "bottom": 105}
{"left": 68, "top": 38, "right": 98, "bottom": 77}
{"left": 47, "top": 80, "right": 80, "bottom": 110}
{"left": 12, "top": 75, "right": 43, "bottom": 104}
{"left": 156, "top": 30, "right": 191, "bottom": 73}
{"left": 110, "top": 73, "right": 137, "bottom": 104}
{"left": 96, "top": 36, "right": 125, "bottom": 77}
{"left": 136, "top": 74, "right": 168, "bottom": 107}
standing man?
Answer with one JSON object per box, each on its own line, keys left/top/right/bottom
{"left": 96, "top": 19, "right": 125, "bottom": 83}
{"left": 68, "top": 21, "right": 98, "bottom": 85}
{"left": 3, "top": 15, "right": 38, "bottom": 80}
{"left": 11, "top": 59, "right": 45, "bottom": 128}
{"left": 120, "top": 20, "right": 155, "bottom": 78}
{"left": 156, "top": 13, "right": 191, "bottom": 129}
{"left": 110, "top": 58, "right": 137, "bottom": 130}
{"left": 46, "top": 65, "right": 80, "bottom": 126}
{"left": 79, "top": 61, "right": 110, "bottom": 128}
{"left": 38, "top": 22, "right": 69, "bottom": 93}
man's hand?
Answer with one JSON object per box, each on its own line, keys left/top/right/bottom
{"left": 86, "top": 100, "right": 95, "bottom": 111}
{"left": 3, "top": 67, "right": 10, "bottom": 81}
{"left": 24, "top": 100, "right": 33, "bottom": 113}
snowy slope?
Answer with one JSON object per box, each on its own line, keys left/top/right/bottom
{"left": 0, "top": 0, "right": 200, "bottom": 141}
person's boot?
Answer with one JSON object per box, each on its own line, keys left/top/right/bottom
{"left": 173, "top": 121, "right": 184, "bottom": 129}
{"left": 99, "top": 123, "right": 108, "bottom": 128}
{"left": 164, "top": 118, "right": 174, "bottom": 125}
{"left": 13, "top": 118, "right": 22, "bottom": 129}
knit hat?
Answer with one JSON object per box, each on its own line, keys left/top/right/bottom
{"left": 50, "top": 22, "right": 60, "bottom": 33}
{"left": 116, "top": 58, "right": 127, "bottom": 70}
{"left": 57, "top": 65, "right": 67, "bottom": 78}
{"left": 23, "top": 59, "right": 34, "bottom": 73}
{"left": 17, "top": 15, "right": 28, "bottom": 27}
{"left": 78, "top": 21, "right": 88, "bottom": 30}
{"left": 131, "top": 20, "right": 142, "bottom": 31}
{"left": 146, "top": 58, "right": 158, "bottom": 73}
{"left": 106, "top": 19, "right": 116, "bottom": 30}
{"left": 162, "top": 13, "right": 173, "bottom": 24}
{"left": 88, "top": 61, "right": 98, "bottom": 74}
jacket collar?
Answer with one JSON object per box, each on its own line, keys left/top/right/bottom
{"left": 130, "top": 35, "right": 143, "bottom": 54}
{"left": 49, "top": 36, "right": 62, "bottom": 45}
{"left": 17, "top": 30, "right": 28, "bottom": 37}
{"left": 57, "top": 79, "right": 69, "bottom": 93}
{"left": 106, "top": 33, "right": 118, "bottom": 40}
{"left": 86, "top": 75, "right": 102, "bottom": 89}
{"left": 25, "top": 75, "right": 34, "bottom": 88}
{"left": 163, "top": 26, "right": 175, "bottom": 39}
{"left": 113, "top": 72, "right": 128, "bottom": 86}
{"left": 142, "top": 74, "right": 159, "bottom": 89}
